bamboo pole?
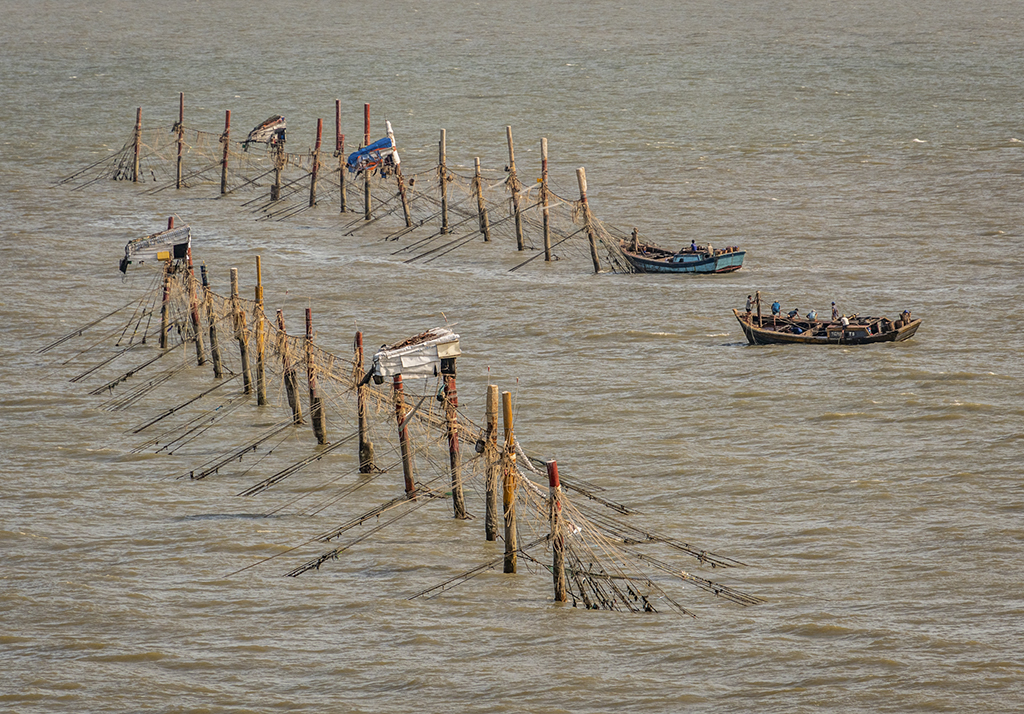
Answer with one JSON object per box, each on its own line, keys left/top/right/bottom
{"left": 475, "top": 158, "right": 491, "bottom": 242}
{"left": 220, "top": 110, "right": 231, "bottom": 195}
{"left": 363, "top": 103, "right": 371, "bottom": 220}
{"left": 484, "top": 384, "right": 500, "bottom": 541}
{"left": 175, "top": 94, "right": 184, "bottom": 189}
{"left": 305, "top": 308, "right": 327, "bottom": 445}
{"left": 502, "top": 390, "right": 517, "bottom": 573}
{"left": 354, "top": 331, "right": 374, "bottom": 472}
{"left": 132, "top": 107, "right": 141, "bottom": 183}
{"left": 389, "top": 121, "right": 412, "bottom": 227}
{"left": 200, "top": 265, "right": 223, "bottom": 378}
{"left": 576, "top": 167, "right": 602, "bottom": 273}
{"left": 442, "top": 357, "right": 466, "bottom": 518}
{"left": 336, "top": 100, "right": 346, "bottom": 213}
{"left": 393, "top": 374, "right": 415, "bottom": 494}
{"left": 547, "top": 460, "right": 567, "bottom": 602}
{"left": 541, "top": 138, "right": 552, "bottom": 261}
{"left": 439, "top": 129, "right": 449, "bottom": 234}
{"left": 276, "top": 310, "right": 302, "bottom": 423}
{"left": 506, "top": 126, "right": 525, "bottom": 251}
{"left": 254, "top": 256, "right": 267, "bottom": 406}
{"left": 309, "top": 119, "right": 322, "bottom": 208}
{"left": 230, "top": 268, "right": 252, "bottom": 394}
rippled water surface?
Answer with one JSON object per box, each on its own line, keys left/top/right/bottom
{"left": 2, "top": 1, "right": 1023, "bottom": 712}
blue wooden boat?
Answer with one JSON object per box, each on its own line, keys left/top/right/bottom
{"left": 620, "top": 241, "right": 744, "bottom": 274}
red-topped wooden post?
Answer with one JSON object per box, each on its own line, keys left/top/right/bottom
{"left": 547, "top": 460, "right": 567, "bottom": 602}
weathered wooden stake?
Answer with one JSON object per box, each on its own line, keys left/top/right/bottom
{"left": 186, "top": 233, "right": 206, "bottom": 366}
{"left": 175, "top": 93, "right": 184, "bottom": 189}
{"left": 132, "top": 107, "right": 141, "bottom": 183}
{"left": 309, "top": 118, "right": 322, "bottom": 208}
{"left": 502, "top": 389, "right": 517, "bottom": 573}
{"left": 474, "top": 158, "right": 491, "bottom": 242}
{"left": 484, "top": 384, "right": 500, "bottom": 540}
{"left": 271, "top": 141, "right": 284, "bottom": 201}
{"left": 220, "top": 110, "right": 231, "bottom": 195}
{"left": 506, "top": 126, "right": 525, "bottom": 251}
{"left": 393, "top": 374, "right": 416, "bottom": 494}
{"left": 254, "top": 256, "right": 267, "bottom": 406}
{"left": 305, "top": 308, "right": 327, "bottom": 445}
{"left": 230, "top": 268, "right": 252, "bottom": 394}
{"left": 547, "top": 460, "right": 567, "bottom": 602}
{"left": 159, "top": 217, "right": 173, "bottom": 350}
{"left": 439, "top": 129, "right": 449, "bottom": 234}
{"left": 336, "top": 100, "right": 347, "bottom": 213}
{"left": 442, "top": 357, "right": 466, "bottom": 518}
{"left": 354, "top": 331, "right": 374, "bottom": 472}
{"left": 541, "top": 138, "right": 552, "bottom": 262}
{"left": 363, "top": 103, "right": 372, "bottom": 220}
{"left": 200, "top": 265, "right": 223, "bottom": 378}
{"left": 389, "top": 121, "right": 412, "bottom": 227}
{"left": 276, "top": 310, "right": 302, "bottom": 423}
{"left": 576, "top": 167, "right": 602, "bottom": 273}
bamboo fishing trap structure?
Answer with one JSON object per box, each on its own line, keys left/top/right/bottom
{"left": 58, "top": 96, "right": 644, "bottom": 274}
{"left": 38, "top": 217, "right": 763, "bottom": 615}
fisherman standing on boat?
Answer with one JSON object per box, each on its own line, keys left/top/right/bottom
{"left": 746, "top": 295, "right": 753, "bottom": 314}
{"left": 771, "top": 301, "right": 781, "bottom": 316}
{"left": 831, "top": 302, "right": 839, "bottom": 321}
{"left": 631, "top": 227, "right": 640, "bottom": 252}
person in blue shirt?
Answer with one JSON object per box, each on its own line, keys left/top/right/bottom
{"left": 807, "top": 309, "right": 817, "bottom": 321}
{"left": 771, "top": 301, "right": 781, "bottom": 316}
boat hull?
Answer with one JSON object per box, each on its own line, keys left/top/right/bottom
{"left": 732, "top": 309, "right": 921, "bottom": 345}
{"left": 624, "top": 250, "right": 745, "bottom": 274}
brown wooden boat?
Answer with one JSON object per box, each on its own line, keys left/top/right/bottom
{"left": 732, "top": 308, "right": 922, "bottom": 345}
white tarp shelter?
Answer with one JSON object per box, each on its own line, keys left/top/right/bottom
{"left": 371, "top": 327, "right": 460, "bottom": 380}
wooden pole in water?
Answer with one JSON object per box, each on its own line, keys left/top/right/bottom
{"left": 484, "top": 384, "right": 500, "bottom": 540}
{"left": 506, "top": 126, "right": 525, "bottom": 251}
{"left": 442, "top": 357, "right": 466, "bottom": 518}
{"left": 220, "top": 109, "right": 231, "bottom": 195}
{"left": 541, "top": 138, "right": 552, "bottom": 261}
{"left": 475, "top": 158, "right": 491, "bottom": 242}
{"left": 305, "top": 308, "right": 327, "bottom": 445}
{"left": 547, "top": 460, "right": 567, "bottom": 602}
{"left": 132, "top": 107, "right": 141, "bottom": 183}
{"left": 756, "top": 290, "right": 762, "bottom": 323}
{"left": 276, "top": 310, "right": 302, "bottom": 424}
{"left": 254, "top": 256, "right": 267, "bottom": 406}
{"left": 439, "top": 129, "right": 449, "bottom": 234}
{"left": 388, "top": 121, "right": 412, "bottom": 227}
{"left": 502, "top": 389, "right": 517, "bottom": 573}
{"left": 271, "top": 141, "right": 284, "bottom": 201}
{"left": 393, "top": 374, "right": 416, "bottom": 494}
{"left": 576, "top": 167, "right": 602, "bottom": 273}
{"left": 230, "top": 267, "right": 252, "bottom": 394}
{"left": 309, "top": 119, "right": 322, "bottom": 208}
{"left": 336, "top": 100, "right": 347, "bottom": 213}
{"left": 200, "top": 265, "right": 223, "bottom": 378}
{"left": 175, "top": 93, "right": 184, "bottom": 189}
{"left": 186, "top": 236, "right": 206, "bottom": 366}
{"left": 363, "top": 103, "right": 371, "bottom": 220}
{"left": 354, "top": 332, "right": 375, "bottom": 472}
{"left": 159, "top": 216, "right": 171, "bottom": 349}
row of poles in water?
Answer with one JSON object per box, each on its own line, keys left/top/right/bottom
{"left": 155, "top": 215, "right": 569, "bottom": 601}
{"left": 123, "top": 93, "right": 604, "bottom": 273}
